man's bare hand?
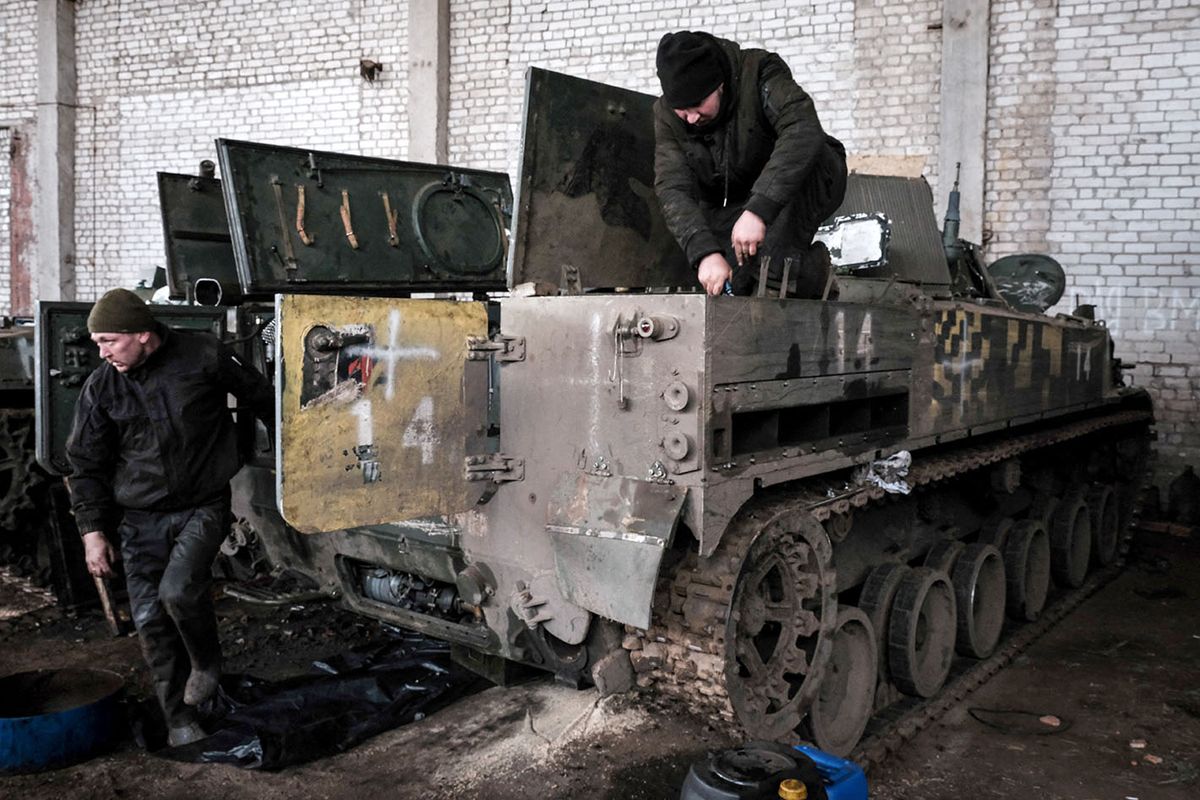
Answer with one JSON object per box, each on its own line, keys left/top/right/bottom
{"left": 698, "top": 253, "right": 733, "bottom": 296}
{"left": 83, "top": 531, "right": 115, "bottom": 578}
{"left": 731, "top": 210, "right": 766, "bottom": 266}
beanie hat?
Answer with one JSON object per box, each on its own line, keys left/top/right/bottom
{"left": 87, "top": 288, "right": 157, "bottom": 334}
{"left": 656, "top": 31, "right": 724, "bottom": 109}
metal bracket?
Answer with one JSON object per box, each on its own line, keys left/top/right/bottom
{"left": 465, "top": 453, "right": 525, "bottom": 483}
{"left": 560, "top": 264, "right": 583, "bottom": 295}
{"left": 467, "top": 334, "right": 526, "bottom": 363}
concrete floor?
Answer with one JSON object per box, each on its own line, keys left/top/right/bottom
{"left": 1, "top": 528, "right": 1197, "bottom": 799}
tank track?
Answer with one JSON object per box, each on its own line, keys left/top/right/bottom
{"left": 849, "top": 559, "right": 1122, "bottom": 772}
{"left": 0, "top": 409, "right": 40, "bottom": 532}
{"left": 626, "top": 408, "right": 1152, "bottom": 752}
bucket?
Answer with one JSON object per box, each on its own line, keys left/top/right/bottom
{"left": 0, "top": 668, "right": 126, "bottom": 773}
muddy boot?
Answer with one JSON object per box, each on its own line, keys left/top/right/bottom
{"left": 167, "top": 721, "right": 208, "bottom": 747}
{"left": 183, "top": 664, "right": 220, "bottom": 706}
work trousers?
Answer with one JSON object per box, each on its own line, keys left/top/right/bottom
{"left": 119, "top": 492, "right": 229, "bottom": 726}
{"left": 708, "top": 141, "right": 849, "bottom": 298}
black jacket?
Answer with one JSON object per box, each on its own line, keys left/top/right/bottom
{"left": 66, "top": 327, "right": 273, "bottom": 534}
{"left": 654, "top": 35, "right": 846, "bottom": 267}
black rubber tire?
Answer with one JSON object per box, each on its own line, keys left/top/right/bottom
{"left": 1003, "top": 520, "right": 1051, "bottom": 621}
{"left": 804, "top": 607, "right": 877, "bottom": 757}
{"left": 858, "top": 563, "right": 911, "bottom": 682}
{"left": 924, "top": 540, "right": 965, "bottom": 574}
{"left": 1088, "top": 484, "right": 1120, "bottom": 567}
{"left": 887, "top": 567, "right": 957, "bottom": 698}
{"left": 1050, "top": 490, "right": 1092, "bottom": 588}
{"left": 951, "top": 543, "right": 1006, "bottom": 658}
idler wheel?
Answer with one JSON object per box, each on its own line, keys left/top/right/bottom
{"left": 1088, "top": 484, "right": 1120, "bottom": 567}
{"left": 887, "top": 567, "right": 957, "bottom": 698}
{"left": 951, "top": 544, "right": 1006, "bottom": 658}
{"left": 924, "top": 539, "right": 964, "bottom": 574}
{"left": 1050, "top": 490, "right": 1092, "bottom": 588}
{"left": 1003, "top": 520, "right": 1051, "bottom": 621}
{"left": 858, "top": 563, "right": 911, "bottom": 683}
{"left": 803, "top": 607, "right": 877, "bottom": 757}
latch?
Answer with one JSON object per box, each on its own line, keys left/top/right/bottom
{"left": 465, "top": 453, "right": 525, "bottom": 483}
{"left": 467, "top": 334, "right": 525, "bottom": 363}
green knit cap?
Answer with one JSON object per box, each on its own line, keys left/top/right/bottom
{"left": 87, "top": 288, "right": 157, "bottom": 334}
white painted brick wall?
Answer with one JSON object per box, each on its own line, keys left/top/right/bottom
{"left": 0, "top": 0, "right": 38, "bottom": 108}
{"left": 0, "top": 0, "right": 39, "bottom": 317}
{"left": 1, "top": 0, "right": 1197, "bottom": 482}
{"left": 0, "top": 128, "right": 10, "bottom": 314}
{"left": 986, "top": 0, "right": 1200, "bottom": 485}
{"left": 449, "top": 1, "right": 865, "bottom": 179}
{"left": 72, "top": 0, "right": 412, "bottom": 297}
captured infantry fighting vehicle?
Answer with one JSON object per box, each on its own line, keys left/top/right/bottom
{"left": 45, "top": 69, "right": 1154, "bottom": 757}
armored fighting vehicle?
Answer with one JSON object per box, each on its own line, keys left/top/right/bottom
{"left": 0, "top": 319, "right": 42, "bottom": 576}
{"left": 40, "top": 69, "right": 1154, "bottom": 757}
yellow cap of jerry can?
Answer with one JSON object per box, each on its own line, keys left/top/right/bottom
{"left": 778, "top": 778, "right": 808, "bottom": 800}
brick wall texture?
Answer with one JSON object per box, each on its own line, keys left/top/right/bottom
{"left": 1, "top": 0, "right": 1197, "bottom": 482}
{"left": 1, "top": 0, "right": 38, "bottom": 316}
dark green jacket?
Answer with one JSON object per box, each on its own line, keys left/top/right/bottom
{"left": 654, "top": 35, "right": 846, "bottom": 267}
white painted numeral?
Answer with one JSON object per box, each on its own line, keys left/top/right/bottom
{"left": 402, "top": 396, "right": 437, "bottom": 464}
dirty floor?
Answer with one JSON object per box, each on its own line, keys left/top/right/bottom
{"left": 1, "top": 529, "right": 1197, "bottom": 799}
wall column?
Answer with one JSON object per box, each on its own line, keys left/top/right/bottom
{"left": 34, "top": 0, "right": 77, "bottom": 310}
{"left": 939, "top": 0, "right": 990, "bottom": 244}
{"left": 407, "top": 0, "right": 450, "bottom": 164}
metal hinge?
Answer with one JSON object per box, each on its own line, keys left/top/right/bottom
{"left": 465, "top": 453, "right": 525, "bottom": 483}
{"left": 467, "top": 334, "right": 525, "bottom": 362}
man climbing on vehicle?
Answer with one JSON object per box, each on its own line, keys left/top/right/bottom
{"left": 653, "top": 30, "right": 848, "bottom": 297}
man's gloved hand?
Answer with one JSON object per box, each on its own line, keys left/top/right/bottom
{"left": 83, "top": 531, "right": 115, "bottom": 578}
{"left": 731, "top": 209, "right": 766, "bottom": 266}
{"left": 698, "top": 252, "right": 733, "bottom": 296}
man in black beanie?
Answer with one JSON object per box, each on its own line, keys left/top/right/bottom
{"left": 66, "top": 288, "right": 273, "bottom": 747}
{"left": 654, "top": 31, "right": 848, "bottom": 297}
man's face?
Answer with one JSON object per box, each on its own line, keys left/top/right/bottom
{"left": 673, "top": 85, "right": 723, "bottom": 127}
{"left": 91, "top": 331, "right": 152, "bottom": 373}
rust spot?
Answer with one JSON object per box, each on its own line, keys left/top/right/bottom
{"left": 8, "top": 129, "right": 34, "bottom": 316}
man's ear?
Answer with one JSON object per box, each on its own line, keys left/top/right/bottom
{"left": 137, "top": 330, "right": 153, "bottom": 345}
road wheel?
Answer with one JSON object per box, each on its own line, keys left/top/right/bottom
{"left": 951, "top": 544, "right": 1006, "bottom": 658}
{"left": 803, "top": 607, "right": 877, "bottom": 757}
{"left": 1088, "top": 484, "right": 1120, "bottom": 567}
{"left": 888, "top": 567, "right": 956, "bottom": 698}
{"left": 924, "top": 539, "right": 965, "bottom": 574}
{"left": 858, "top": 563, "right": 910, "bottom": 684}
{"left": 1050, "top": 490, "right": 1092, "bottom": 588}
{"left": 1004, "top": 520, "right": 1051, "bottom": 621}
{"left": 978, "top": 515, "right": 1014, "bottom": 551}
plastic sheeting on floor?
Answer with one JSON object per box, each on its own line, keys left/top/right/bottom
{"left": 160, "top": 633, "right": 481, "bottom": 770}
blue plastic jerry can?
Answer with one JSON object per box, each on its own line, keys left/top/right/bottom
{"left": 794, "top": 745, "right": 869, "bottom": 800}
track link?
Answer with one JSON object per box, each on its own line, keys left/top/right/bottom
{"left": 625, "top": 408, "right": 1153, "bottom": 757}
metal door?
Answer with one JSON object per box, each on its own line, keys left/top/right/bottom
{"left": 34, "top": 302, "right": 226, "bottom": 475}
{"left": 275, "top": 295, "right": 491, "bottom": 533}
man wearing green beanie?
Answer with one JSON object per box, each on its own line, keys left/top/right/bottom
{"left": 66, "top": 287, "right": 273, "bottom": 747}
{"left": 653, "top": 31, "right": 848, "bottom": 298}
